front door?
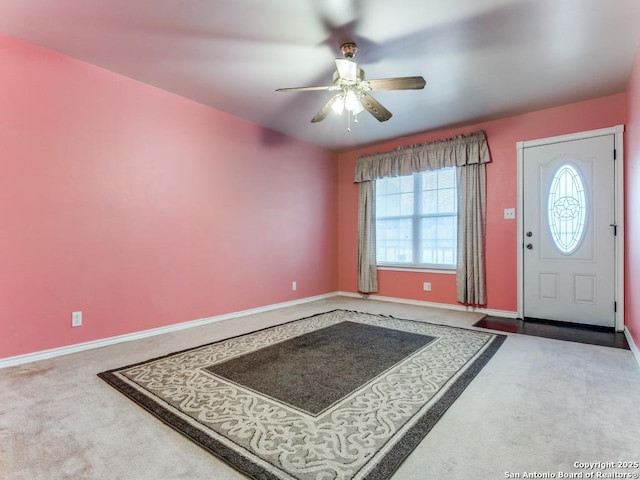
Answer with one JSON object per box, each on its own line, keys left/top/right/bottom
{"left": 522, "top": 134, "right": 616, "bottom": 327}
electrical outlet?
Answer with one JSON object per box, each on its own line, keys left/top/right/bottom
{"left": 71, "top": 311, "right": 82, "bottom": 327}
{"left": 423, "top": 282, "right": 432, "bottom": 292}
{"left": 292, "top": 281, "right": 297, "bottom": 291}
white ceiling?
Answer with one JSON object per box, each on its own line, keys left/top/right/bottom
{"left": 1, "top": 0, "right": 639, "bottom": 151}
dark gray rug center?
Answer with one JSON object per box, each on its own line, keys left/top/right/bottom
{"left": 205, "top": 321, "right": 435, "bottom": 415}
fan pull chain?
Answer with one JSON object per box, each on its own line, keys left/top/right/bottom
{"left": 346, "top": 110, "right": 360, "bottom": 132}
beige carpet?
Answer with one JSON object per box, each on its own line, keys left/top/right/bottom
{"left": 2, "top": 296, "right": 640, "bottom": 480}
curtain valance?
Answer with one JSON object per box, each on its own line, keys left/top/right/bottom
{"left": 353, "top": 130, "right": 490, "bottom": 183}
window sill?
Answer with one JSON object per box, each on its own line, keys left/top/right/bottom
{"left": 377, "top": 265, "right": 456, "bottom": 274}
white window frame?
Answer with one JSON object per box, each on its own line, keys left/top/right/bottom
{"left": 375, "top": 168, "right": 457, "bottom": 271}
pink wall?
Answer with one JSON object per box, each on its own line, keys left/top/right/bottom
{"left": 0, "top": 35, "right": 338, "bottom": 359}
{"left": 337, "top": 94, "right": 626, "bottom": 313}
{"left": 2, "top": 32, "right": 635, "bottom": 361}
{"left": 625, "top": 44, "right": 640, "bottom": 349}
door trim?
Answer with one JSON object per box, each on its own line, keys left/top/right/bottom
{"left": 516, "top": 125, "right": 625, "bottom": 331}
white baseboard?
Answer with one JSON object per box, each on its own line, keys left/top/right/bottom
{"left": 0, "top": 292, "right": 339, "bottom": 369}
{"left": 18, "top": 290, "right": 640, "bottom": 371}
{"left": 624, "top": 327, "right": 640, "bottom": 370}
{"left": 335, "top": 291, "right": 518, "bottom": 319}
{"left": 0, "top": 291, "right": 519, "bottom": 369}
{"left": 6, "top": 289, "right": 632, "bottom": 370}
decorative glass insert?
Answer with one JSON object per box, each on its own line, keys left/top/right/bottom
{"left": 547, "top": 163, "right": 587, "bottom": 254}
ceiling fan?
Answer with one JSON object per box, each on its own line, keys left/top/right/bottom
{"left": 276, "top": 42, "right": 426, "bottom": 125}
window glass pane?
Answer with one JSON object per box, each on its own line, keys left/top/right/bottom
{"left": 422, "top": 167, "right": 456, "bottom": 215}
{"left": 423, "top": 170, "right": 438, "bottom": 190}
{"left": 422, "top": 190, "right": 438, "bottom": 214}
{"left": 547, "top": 163, "right": 587, "bottom": 254}
{"left": 376, "top": 169, "right": 457, "bottom": 267}
{"left": 376, "top": 218, "right": 413, "bottom": 263}
{"left": 377, "top": 176, "right": 414, "bottom": 218}
{"left": 400, "top": 192, "right": 413, "bottom": 215}
{"left": 377, "top": 178, "right": 389, "bottom": 196}
{"left": 400, "top": 175, "right": 414, "bottom": 191}
{"left": 437, "top": 187, "right": 456, "bottom": 214}
{"left": 437, "top": 167, "right": 456, "bottom": 188}
{"left": 421, "top": 216, "right": 456, "bottom": 265}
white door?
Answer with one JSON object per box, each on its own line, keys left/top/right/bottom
{"left": 522, "top": 135, "right": 616, "bottom": 327}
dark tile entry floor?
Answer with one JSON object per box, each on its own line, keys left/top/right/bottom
{"left": 474, "top": 316, "right": 629, "bottom": 349}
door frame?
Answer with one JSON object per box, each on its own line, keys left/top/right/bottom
{"left": 516, "top": 125, "right": 625, "bottom": 331}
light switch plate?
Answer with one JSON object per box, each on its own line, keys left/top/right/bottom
{"left": 504, "top": 208, "right": 516, "bottom": 219}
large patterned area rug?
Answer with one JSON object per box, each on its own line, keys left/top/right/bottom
{"left": 98, "top": 309, "right": 506, "bottom": 480}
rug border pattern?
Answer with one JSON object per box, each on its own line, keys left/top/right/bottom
{"left": 98, "top": 309, "right": 506, "bottom": 480}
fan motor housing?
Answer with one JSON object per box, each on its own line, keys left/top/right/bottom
{"left": 340, "top": 42, "right": 358, "bottom": 58}
{"left": 332, "top": 68, "right": 365, "bottom": 85}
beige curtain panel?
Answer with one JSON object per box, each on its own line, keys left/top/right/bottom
{"left": 353, "top": 130, "right": 491, "bottom": 305}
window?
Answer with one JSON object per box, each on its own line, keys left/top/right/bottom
{"left": 547, "top": 163, "right": 587, "bottom": 254}
{"left": 376, "top": 167, "right": 457, "bottom": 268}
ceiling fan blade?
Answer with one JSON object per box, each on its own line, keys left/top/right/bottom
{"left": 367, "top": 76, "right": 426, "bottom": 91}
{"left": 276, "top": 85, "right": 335, "bottom": 92}
{"left": 311, "top": 94, "right": 343, "bottom": 123}
{"left": 335, "top": 58, "right": 357, "bottom": 82}
{"left": 359, "top": 93, "right": 393, "bottom": 122}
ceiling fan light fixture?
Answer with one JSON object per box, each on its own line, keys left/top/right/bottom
{"left": 344, "top": 90, "right": 363, "bottom": 114}
{"left": 277, "top": 42, "right": 425, "bottom": 125}
{"left": 332, "top": 95, "right": 345, "bottom": 115}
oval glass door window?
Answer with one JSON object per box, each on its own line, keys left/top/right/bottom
{"left": 547, "top": 164, "right": 587, "bottom": 254}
